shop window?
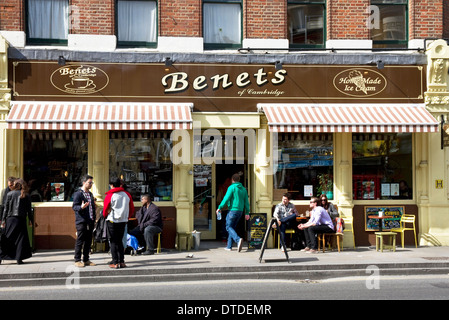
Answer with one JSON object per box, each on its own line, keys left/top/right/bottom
{"left": 370, "top": 0, "right": 408, "bottom": 48}
{"left": 117, "top": 0, "right": 157, "bottom": 48}
{"left": 203, "top": 0, "right": 242, "bottom": 50}
{"left": 23, "top": 131, "right": 88, "bottom": 202}
{"left": 109, "top": 131, "right": 173, "bottom": 202}
{"left": 352, "top": 133, "right": 412, "bottom": 200}
{"left": 288, "top": 1, "right": 326, "bottom": 49}
{"left": 274, "top": 133, "right": 334, "bottom": 201}
{"left": 26, "top": 0, "right": 69, "bottom": 45}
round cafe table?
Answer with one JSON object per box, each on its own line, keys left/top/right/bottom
{"left": 368, "top": 215, "right": 391, "bottom": 232}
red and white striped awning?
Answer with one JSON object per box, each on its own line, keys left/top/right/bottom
{"left": 7, "top": 102, "right": 193, "bottom": 130}
{"left": 259, "top": 104, "right": 439, "bottom": 133}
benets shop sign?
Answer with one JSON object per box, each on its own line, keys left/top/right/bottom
{"left": 50, "top": 64, "right": 109, "bottom": 94}
{"left": 11, "top": 61, "right": 425, "bottom": 112}
{"left": 333, "top": 68, "right": 387, "bottom": 97}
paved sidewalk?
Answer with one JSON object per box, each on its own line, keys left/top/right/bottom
{"left": 0, "top": 242, "right": 448, "bottom": 286}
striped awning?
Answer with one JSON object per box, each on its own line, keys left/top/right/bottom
{"left": 258, "top": 104, "right": 439, "bottom": 133}
{"left": 6, "top": 102, "right": 193, "bottom": 130}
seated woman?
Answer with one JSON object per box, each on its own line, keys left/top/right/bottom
{"left": 319, "top": 194, "right": 339, "bottom": 220}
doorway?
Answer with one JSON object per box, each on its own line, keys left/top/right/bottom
{"left": 193, "top": 163, "right": 248, "bottom": 240}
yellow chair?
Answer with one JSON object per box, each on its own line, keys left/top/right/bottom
{"left": 390, "top": 214, "right": 417, "bottom": 248}
{"left": 318, "top": 232, "right": 343, "bottom": 253}
{"left": 375, "top": 232, "right": 397, "bottom": 252}
{"left": 156, "top": 232, "right": 162, "bottom": 254}
{"left": 176, "top": 232, "right": 192, "bottom": 251}
{"left": 273, "top": 228, "right": 295, "bottom": 249}
{"left": 341, "top": 215, "right": 356, "bottom": 249}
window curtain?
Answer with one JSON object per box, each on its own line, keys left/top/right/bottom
{"left": 28, "top": 0, "right": 69, "bottom": 40}
{"left": 118, "top": 0, "right": 157, "bottom": 42}
{"left": 204, "top": 3, "right": 241, "bottom": 44}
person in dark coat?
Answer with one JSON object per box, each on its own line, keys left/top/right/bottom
{"left": 0, "top": 178, "right": 33, "bottom": 264}
{"left": 129, "top": 194, "right": 162, "bottom": 255}
{"left": 72, "top": 174, "right": 96, "bottom": 267}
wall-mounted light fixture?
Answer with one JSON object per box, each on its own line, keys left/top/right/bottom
{"left": 275, "top": 60, "right": 283, "bottom": 70}
{"left": 58, "top": 56, "right": 66, "bottom": 66}
{"left": 376, "top": 60, "right": 385, "bottom": 69}
{"left": 165, "top": 57, "right": 173, "bottom": 67}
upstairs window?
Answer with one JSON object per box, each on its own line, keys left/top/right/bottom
{"left": 117, "top": 0, "right": 157, "bottom": 48}
{"left": 288, "top": 1, "right": 326, "bottom": 49}
{"left": 370, "top": 0, "right": 408, "bottom": 48}
{"left": 27, "top": 0, "right": 69, "bottom": 45}
{"left": 203, "top": 0, "right": 242, "bottom": 50}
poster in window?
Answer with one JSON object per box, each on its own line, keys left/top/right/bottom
{"left": 381, "top": 183, "right": 390, "bottom": 197}
{"left": 51, "top": 183, "right": 64, "bottom": 201}
{"left": 304, "top": 185, "right": 313, "bottom": 197}
{"left": 391, "top": 183, "right": 400, "bottom": 196}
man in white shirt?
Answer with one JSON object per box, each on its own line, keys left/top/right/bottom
{"left": 298, "top": 197, "right": 335, "bottom": 253}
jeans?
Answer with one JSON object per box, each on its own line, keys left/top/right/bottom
{"left": 74, "top": 222, "right": 94, "bottom": 262}
{"left": 107, "top": 221, "right": 127, "bottom": 264}
{"left": 279, "top": 214, "right": 298, "bottom": 246}
{"left": 304, "top": 225, "right": 335, "bottom": 250}
{"left": 225, "top": 210, "right": 243, "bottom": 249}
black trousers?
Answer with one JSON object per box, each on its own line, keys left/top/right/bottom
{"left": 74, "top": 222, "right": 94, "bottom": 262}
{"left": 107, "top": 221, "right": 127, "bottom": 264}
{"left": 304, "top": 225, "right": 335, "bottom": 250}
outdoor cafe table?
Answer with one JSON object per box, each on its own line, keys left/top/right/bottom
{"left": 368, "top": 215, "right": 391, "bottom": 232}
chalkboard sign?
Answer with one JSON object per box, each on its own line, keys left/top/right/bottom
{"left": 365, "top": 206, "right": 404, "bottom": 231}
{"left": 248, "top": 213, "right": 267, "bottom": 249}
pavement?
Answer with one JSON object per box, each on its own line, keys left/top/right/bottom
{"left": 0, "top": 241, "right": 449, "bottom": 287}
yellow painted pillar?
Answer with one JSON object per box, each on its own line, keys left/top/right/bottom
{"left": 88, "top": 130, "right": 109, "bottom": 202}
{"left": 423, "top": 39, "right": 449, "bottom": 245}
{"left": 255, "top": 118, "right": 275, "bottom": 247}
{"left": 172, "top": 128, "right": 193, "bottom": 248}
{"left": 334, "top": 132, "right": 355, "bottom": 248}
{"left": 0, "top": 35, "right": 19, "bottom": 186}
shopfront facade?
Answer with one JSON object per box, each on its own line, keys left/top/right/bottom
{"left": 1, "top": 35, "right": 449, "bottom": 249}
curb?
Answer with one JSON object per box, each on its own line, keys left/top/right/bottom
{"left": 1, "top": 262, "right": 449, "bottom": 287}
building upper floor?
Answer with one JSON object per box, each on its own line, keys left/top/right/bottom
{"left": 0, "top": 0, "right": 447, "bottom": 53}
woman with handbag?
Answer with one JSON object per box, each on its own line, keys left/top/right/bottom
{"left": 0, "top": 178, "right": 33, "bottom": 264}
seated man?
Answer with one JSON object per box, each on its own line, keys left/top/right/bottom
{"left": 273, "top": 193, "right": 298, "bottom": 249}
{"left": 298, "top": 196, "right": 335, "bottom": 254}
{"left": 129, "top": 194, "right": 163, "bottom": 255}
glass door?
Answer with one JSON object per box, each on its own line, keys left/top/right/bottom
{"left": 193, "top": 164, "right": 216, "bottom": 239}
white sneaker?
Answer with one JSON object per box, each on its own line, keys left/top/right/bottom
{"left": 224, "top": 247, "right": 232, "bottom": 251}
{"left": 237, "top": 238, "right": 243, "bottom": 252}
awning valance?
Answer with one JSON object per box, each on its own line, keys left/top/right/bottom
{"left": 258, "top": 104, "right": 439, "bottom": 133}
{"left": 6, "top": 102, "right": 193, "bottom": 130}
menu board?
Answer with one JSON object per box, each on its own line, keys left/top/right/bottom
{"left": 365, "top": 206, "right": 404, "bottom": 231}
{"left": 248, "top": 213, "right": 267, "bottom": 249}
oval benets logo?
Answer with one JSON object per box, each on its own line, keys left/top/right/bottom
{"left": 333, "top": 68, "right": 387, "bottom": 97}
{"left": 51, "top": 64, "right": 109, "bottom": 94}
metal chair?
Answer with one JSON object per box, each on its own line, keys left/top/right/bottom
{"left": 391, "top": 214, "right": 417, "bottom": 248}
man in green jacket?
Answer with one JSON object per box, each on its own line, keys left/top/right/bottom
{"left": 216, "top": 173, "right": 250, "bottom": 252}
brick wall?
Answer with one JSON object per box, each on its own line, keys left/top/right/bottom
{"left": 410, "top": 0, "right": 443, "bottom": 39}
{"left": 159, "top": 0, "right": 201, "bottom": 37}
{"left": 327, "top": 0, "right": 370, "bottom": 40}
{"left": 0, "top": 0, "right": 23, "bottom": 31}
{"left": 245, "top": 0, "right": 286, "bottom": 39}
{"left": 70, "top": 0, "right": 114, "bottom": 35}
{"left": 445, "top": 0, "right": 449, "bottom": 39}
{"left": 0, "top": 0, "right": 446, "bottom": 41}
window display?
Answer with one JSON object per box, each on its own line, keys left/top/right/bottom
{"left": 352, "top": 133, "right": 412, "bottom": 200}
{"left": 274, "top": 133, "right": 334, "bottom": 200}
{"left": 109, "top": 131, "right": 173, "bottom": 201}
{"left": 23, "top": 130, "right": 88, "bottom": 201}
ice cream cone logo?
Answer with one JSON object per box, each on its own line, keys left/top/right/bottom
{"left": 348, "top": 70, "right": 368, "bottom": 94}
